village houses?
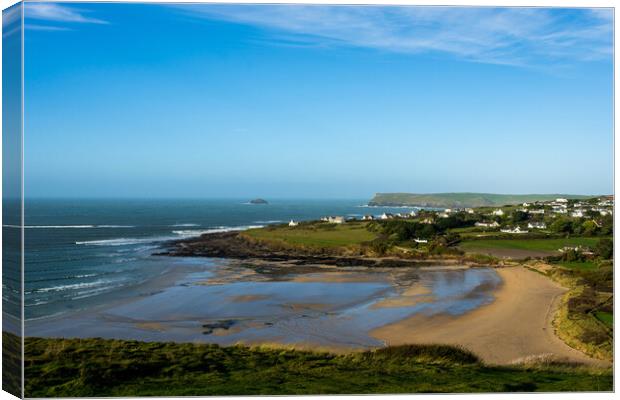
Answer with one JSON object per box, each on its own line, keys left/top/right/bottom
{"left": 475, "top": 221, "right": 500, "bottom": 228}
{"left": 500, "top": 226, "right": 528, "bottom": 234}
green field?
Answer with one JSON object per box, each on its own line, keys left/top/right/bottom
{"left": 556, "top": 261, "right": 600, "bottom": 271}
{"left": 459, "top": 237, "right": 606, "bottom": 253}
{"left": 24, "top": 337, "right": 612, "bottom": 396}
{"left": 594, "top": 312, "right": 613, "bottom": 328}
{"left": 243, "top": 222, "right": 376, "bottom": 248}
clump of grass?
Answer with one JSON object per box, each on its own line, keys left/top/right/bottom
{"left": 2, "top": 331, "right": 22, "bottom": 397}
{"left": 462, "top": 253, "right": 500, "bottom": 265}
{"left": 509, "top": 353, "right": 583, "bottom": 368}
{"left": 364, "top": 344, "right": 480, "bottom": 365}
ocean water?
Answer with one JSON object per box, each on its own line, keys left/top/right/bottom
{"left": 20, "top": 198, "right": 421, "bottom": 321}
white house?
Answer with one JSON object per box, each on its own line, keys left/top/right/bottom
{"left": 492, "top": 209, "right": 505, "bottom": 216}
{"left": 571, "top": 210, "right": 586, "bottom": 218}
{"left": 527, "top": 222, "right": 547, "bottom": 229}
{"left": 559, "top": 245, "right": 591, "bottom": 253}
{"left": 288, "top": 220, "right": 299, "bottom": 227}
{"left": 421, "top": 217, "right": 434, "bottom": 224}
{"left": 553, "top": 207, "right": 568, "bottom": 214}
{"left": 475, "top": 221, "right": 500, "bottom": 228}
{"left": 380, "top": 213, "right": 394, "bottom": 220}
{"left": 328, "top": 216, "right": 345, "bottom": 224}
{"left": 438, "top": 212, "right": 450, "bottom": 218}
{"left": 528, "top": 209, "right": 545, "bottom": 214}
{"left": 465, "top": 208, "right": 475, "bottom": 214}
{"left": 556, "top": 198, "right": 568, "bottom": 203}
{"left": 500, "top": 226, "right": 528, "bottom": 234}
{"left": 409, "top": 210, "right": 418, "bottom": 217}
{"left": 522, "top": 202, "right": 531, "bottom": 207}
{"left": 362, "top": 215, "right": 374, "bottom": 221}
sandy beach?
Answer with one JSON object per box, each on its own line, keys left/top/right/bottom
{"left": 372, "top": 266, "right": 605, "bottom": 366}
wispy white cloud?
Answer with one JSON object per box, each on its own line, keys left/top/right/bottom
{"left": 25, "top": 23, "right": 71, "bottom": 32}
{"left": 3, "top": 4, "right": 21, "bottom": 26}
{"left": 3, "top": 4, "right": 21, "bottom": 38}
{"left": 25, "top": 3, "right": 108, "bottom": 25}
{"left": 178, "top": 5, "right": 613, "bottom": 67}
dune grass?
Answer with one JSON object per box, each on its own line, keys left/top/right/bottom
{"left": 543, "top": 265, "right": 613, "bottom": 361}
{"left": 242, "top": 221, "right": 376, "bottom": 248}
{"left": 24, "top": 337, "right": 612, "bottom": 396}
{"left": 2, "top": 331, "right": 22, "bottom": 397}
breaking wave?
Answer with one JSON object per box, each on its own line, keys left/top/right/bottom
{"left": 76, "top": 225, "right": 263, "bottom": 246}
{"left": 4, "top": 224, "right": 135, "bottom": 229}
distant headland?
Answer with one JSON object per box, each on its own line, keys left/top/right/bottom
{"left": 368, "top": 192, "right": 594, "bottom": 208}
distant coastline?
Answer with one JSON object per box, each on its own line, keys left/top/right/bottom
{"left": 368, "top": 192, "right": 596, "bottom": 208}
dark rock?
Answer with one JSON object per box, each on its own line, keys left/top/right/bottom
{"left": 249, "top": 198, "right": 268, "bottom": 204}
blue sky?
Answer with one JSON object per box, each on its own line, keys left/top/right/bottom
{"left": 22, "top": 3, "right": 613, "bottom": 198}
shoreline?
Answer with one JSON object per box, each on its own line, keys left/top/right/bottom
{"left": 28, "top": 227, "right": 608, "bottom": 367}
{"left": 157, "top": 231, "right": 496, "bottom": 269}
{"left": 371, "top": 266, "right": 608, "bottom": 366}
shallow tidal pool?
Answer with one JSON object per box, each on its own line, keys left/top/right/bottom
{"left": 27, "top": 259, "right": 502, "bottom": 350}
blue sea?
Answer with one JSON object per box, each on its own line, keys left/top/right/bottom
{"left": 22, "top": 198, "right": 421, "bottom": 321}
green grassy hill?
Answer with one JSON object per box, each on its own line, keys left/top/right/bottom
{"left": 23, "top": 336, "right": 612, "bottom": 396}
{"left": 368, "top": 193, "right": 593, "bottom": 208}
{"left": 242, "top": 221, "right": 376, "bottom": 248}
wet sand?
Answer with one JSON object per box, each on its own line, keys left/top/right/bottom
{"left": 371, "top": 286, "right": 434, "bottom": 309}
{"left": 27, "top": 261, "right": 501, "bottom": 351}
{"left": 372, "top": 266, "right": 604, "bottom": 366}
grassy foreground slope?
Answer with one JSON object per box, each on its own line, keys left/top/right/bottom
{"left": 24, "top": 337, "right": 611, "bottom": 396}
{"left": 368, "top": 193, "right": 591, "bottom": 208}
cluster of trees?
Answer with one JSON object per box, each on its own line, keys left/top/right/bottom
{"left": 372, "top": 220, "right": 439, "bottom": 241}
{"left": 549, "top": 215, "right": 612, "bottom": 236}
{"left": 372, "top": 213, "right": 478, "bottom": 242}
{"left": 556, "top": 238, "right": 613, "bottom": 263}
{"left": 434, "top": 214, "right": 478, "bottom": 231}
{"left": 510, "top": 210, "right": 529, "bottom": 223}
{"left": 366, "top": 219, "right": 465, "bottom": 257}
{"left": 595, "top": 238, "right": 613, "bottom": 259}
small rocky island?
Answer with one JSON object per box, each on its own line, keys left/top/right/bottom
{"left": 249, "top": 198, "right": 268, "bottom": 204}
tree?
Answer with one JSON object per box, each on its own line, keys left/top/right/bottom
{"left": 562, "top": 249, "right": 582, "bottom": 262}
{"left": 444, "top": 232, "right": 461, "bottom": 246}
{"left": 511, "top": 210, "right": 528, "bottom": 223}
{"left": 581, "top": 220, "right": 599, "bottom": 236}
{"left": 599, "top": 215, "right": 613, "bottom": 236}
{"left": 550, "top": 217, "right": 573, "bottom": 234}
{"left": 595, "top": 238, "right": 613, "bottom": 259}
